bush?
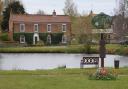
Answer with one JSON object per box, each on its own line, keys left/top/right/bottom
{"left": 89, "top": 68, "right": 117, "bottom": 80}
{"left": 71, "top": 38, "right": 79, "bottom": 45}
{"left": 13, "top": 33, "right": 34, "bottom": 44}
{"left": 35, "top": 40, "right": 45, "bottom": 46}
{"left": 39, "top": 33, "right": 63, "bottom": 45}
{"left": 0, "top": 33, "right": 9, "bottom": 41}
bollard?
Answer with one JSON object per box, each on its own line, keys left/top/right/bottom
{"left": 114, "top": 60, "right": 120, "bottom": 69}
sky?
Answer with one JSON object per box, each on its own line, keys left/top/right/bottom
{"left": 21, "top": 0, "right": 117, "bottom": 16}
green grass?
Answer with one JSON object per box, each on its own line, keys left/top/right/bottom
{"left": 0, "top": 44, "right": 128, "bottom": 55}
{"left": 0, "top": 68, "right": 128, "bottom": 89}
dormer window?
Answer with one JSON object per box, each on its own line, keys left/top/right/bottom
{"left": 20, "top": 24, "right": 25, "bottom": 32}
{"left": 47, "top": 24, "right": 51, "bottom": 32}
{"left": 62, "top": 24, "right": 67, "bottom": 32}
{"left": 34, "top": 24, "right": 39, "bottom": 32}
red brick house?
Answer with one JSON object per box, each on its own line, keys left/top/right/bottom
{"left": 9, "top": 10, "right": 71, "bottom": 45}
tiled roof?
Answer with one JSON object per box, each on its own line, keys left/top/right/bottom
{"left": 10, "top": 14, "right": 71, "bottom": 23}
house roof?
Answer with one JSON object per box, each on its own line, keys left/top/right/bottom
{"left": 10, "top": 14, "right": 71, "bottom": 23}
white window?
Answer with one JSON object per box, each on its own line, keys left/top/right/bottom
{"left": 20, "top": 35, "right": 25, "bottom": 43}
{"left": 20, "top": 24, "right": 25, "bottom": 32}
{"left": 47, "top": 35, "right": 51, "bottom": 44}
{"left": 47, "top": 24, "right": 51, "bottom": 32}
{"left": 123, "top": 23, "right": 127, "bottom": 30}
{"left": 62, "top": 24, "right": 67, "bottom": 32}
{"left": 34, "top": 24, "right": 39, "bottom": 32}
{"left": 62, "top": 35, "right": 67, "bottom": 43}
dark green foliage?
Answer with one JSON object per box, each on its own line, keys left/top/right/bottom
{"left": 1, "top": 1, "right": 25, "bottom": 32}
{"left": 25, "top": 33, "right": 33, "bottom": 44}
{"left": 13, "top": 33, "right": 34, "bottom": 44}
{"left": 51, "top": 33, "right": 63, "bottom": 45}
{"left": 92, "top": 12, "right": 112, "bottom": 29}
{"left": 0, "top": 33, "right": 9, "bottom": 41}
{"left": 13, "top": 33, "right": 63, "bottom": 45}
{"left": 39, "top": 33, "right": 63, "bottom": 45}
{"left": 39, "top": 33, "right": 49, "bottom": 44}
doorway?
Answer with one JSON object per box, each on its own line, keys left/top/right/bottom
{"left": 35, "top": 37, "right": 38, "bottom": 44}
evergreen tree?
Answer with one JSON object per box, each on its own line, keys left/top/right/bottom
{"left": 1, "top": 0, "right": 25, "bottom": 32}
{"left": 0, "top": 0, "right": 3, "bottom": 30}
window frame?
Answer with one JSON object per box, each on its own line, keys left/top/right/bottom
{"left": 20, "top": 24, "right": 25, "bottom": 32}
{"left": 62, "top": 35, "right": 67, "bottom": 44}
{"left": 34, "top": 24, "right": 39, "bottom": 32}
{"left": 62, "top": 24, "right": 67, "bottom": 32}
{"left": 47, "top": 24, "right": 52, "bottom": 32}
{"left": 20, "top": 35, "right": 25, "bottom": 43}
{"left": 47, "top": 35, "right": 51, "bottom": 44}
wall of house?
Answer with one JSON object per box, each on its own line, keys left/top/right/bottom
{"left": 13, "top": 22, "right": 71, "bottom": 33}
{"left": 12, "top": 22, "right": 71, "bottom": 44}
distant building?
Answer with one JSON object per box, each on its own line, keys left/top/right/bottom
{"left": 9, "top": 10, "right": 71, "bottom": 45}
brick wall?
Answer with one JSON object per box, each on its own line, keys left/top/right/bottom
{"left": 14, "top": 22, "right": 71, "bottom": 34}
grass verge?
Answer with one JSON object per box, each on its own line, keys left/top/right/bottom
{"left": 0, "top": 68, "right": 128, "bottom": 89}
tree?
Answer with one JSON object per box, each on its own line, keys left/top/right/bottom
{"left": 113, "top": 0, "right": 128, "bottom": 41}
{"left": 118, "top": 0, "right": 125, "bottom": 15}
{"left": 92, "top": 13, "right": 112, "bottom": 29}
{"left": 0, "top": 0, "right": 3, "bottom": 30}
{"left": 1, "top": 0, "right": 25, "bottom": 32}
{"left": 63, "top": 0, "right": 78, "bottom": 17}
{"left": 36, "top": 9, "right": 46, "bottom": 15}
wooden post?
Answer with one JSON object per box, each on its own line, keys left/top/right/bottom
{"left": 100, "top": 33, "right": 106, "bottom": 68}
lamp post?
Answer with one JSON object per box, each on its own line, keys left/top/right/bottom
{"left": 95, "top": 22, "right": 106, "bottom": 68}
{"left": 92, "top": 13, "right": 111, "bottom": 68}
{"left": 100, "top": 33, "right": 106, "bottom": 68}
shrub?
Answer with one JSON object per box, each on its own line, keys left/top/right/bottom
{"left": 70, "top": 38, "right": 79, "bottom": 45}
{"left": 35, "top": 40, "right": 45, "bottom": 46}
{"left": 0, "top": 33, "right": 9, "bottom": 41}
{"left": 57, "top": 65, "right": 66, "bottom": 69}
{"left": 39, "top": 33, "right": 63, "bottom": 45}
{"left": 89, "top": 68, "right": 117, "bottom": 80}
{"left": 13, "top": 33, "right": 34, "bottom": 44}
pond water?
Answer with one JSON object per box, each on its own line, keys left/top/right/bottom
{"left": 0, "top": 53, "right": 128, "bottom": 70}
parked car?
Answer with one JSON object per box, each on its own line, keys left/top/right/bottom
{"left": 119, "top": 40, "right": 128, "bottom": 45}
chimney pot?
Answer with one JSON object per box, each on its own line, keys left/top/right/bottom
{"left": 53, "top": 10, "right": 56, "bottom": 16}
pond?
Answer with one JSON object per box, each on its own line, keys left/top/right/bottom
{"left": 0, "top": 53, "right": 128, "bottom": 70}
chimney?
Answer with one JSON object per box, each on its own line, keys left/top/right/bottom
{"left": 53, "top": 10, "right": 56, "bottom": 16}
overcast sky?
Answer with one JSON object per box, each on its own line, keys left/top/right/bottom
{"left": 21, "top": 0, "right": 117, "bottom": 15}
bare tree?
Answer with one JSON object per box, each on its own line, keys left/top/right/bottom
{"left": 36, "top": 9, "right": 46, "bottom": 15}
{"left": 118, "top": 0, "right": 125, "bottom": 15}
{"left": 113, "top": 0, "right": 128, "bottom": 42}
{"left": 63, "top": 0, "right": 78, "bottom": 17}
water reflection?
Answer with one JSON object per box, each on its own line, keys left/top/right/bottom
{"left": 0, "top": 53, "right": 127, "bottom": 70}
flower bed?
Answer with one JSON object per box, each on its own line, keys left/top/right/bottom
{"left": 89, "top": 68, "right": 117, "bottom": 80}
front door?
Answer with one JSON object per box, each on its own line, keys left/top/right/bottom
{"left": 35, "top": 37, "right": 37, "bottom": 44}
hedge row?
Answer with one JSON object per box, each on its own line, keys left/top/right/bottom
{"left": 13, "top": 33, "right": 64, "bottom": 45}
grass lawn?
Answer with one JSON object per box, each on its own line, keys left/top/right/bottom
{"left": 0, "top": 68, "right": 128, "bottom": 89}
